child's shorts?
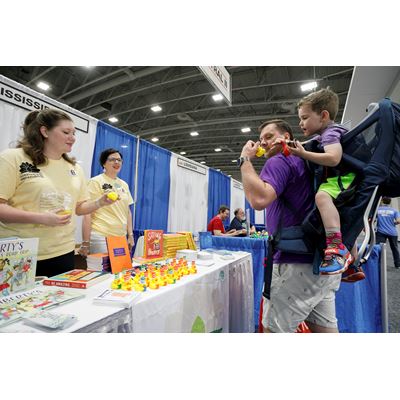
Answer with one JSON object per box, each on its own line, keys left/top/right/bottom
{"left": 262, "top": 263, "right": 341, "bottom": 332}
{"left": 318, "top": 172, "right": 356, "bottom": 199}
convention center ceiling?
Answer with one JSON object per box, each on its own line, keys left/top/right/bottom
{"left": 0, "top": 66, "right": 353, "bottom": 181}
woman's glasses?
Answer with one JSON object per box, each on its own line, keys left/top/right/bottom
{"left": 107, "top": 157, "right": 123, "bottom": 163}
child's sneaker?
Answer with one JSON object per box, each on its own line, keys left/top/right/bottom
{"left": 341, "top": 264, "right": 366, "bottom": 282}
{"left": 320, "top": 246, "right": 354, "bottom": 275}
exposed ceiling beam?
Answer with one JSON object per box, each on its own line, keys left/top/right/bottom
{"left": 64, "top": 66, "right": 170, "bottom": 105}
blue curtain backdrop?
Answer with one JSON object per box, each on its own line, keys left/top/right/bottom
{"left": 135, "top": 140, "right": 171, "bottom": 231}
{"left": 336, "top": 245, "right": 383, "bottom": 332}
{"left": 92, "top": 121, "right": 137, "bottom": 190}
{"left": 208, "top": 169, "right": 231, "bottom": 228}
{"left": 91, "top": 121, "right": 138, "bottom": 223}
{"left": 245, "top": 198, "right": 255, "bottom": 225}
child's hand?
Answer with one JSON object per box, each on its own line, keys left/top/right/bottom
{"left": 288, "top": 140, "right": 306, "bottom": 157}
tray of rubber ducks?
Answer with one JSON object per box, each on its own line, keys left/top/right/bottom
{"left": 111, "top": 258, "right": 198, "bottom": 292}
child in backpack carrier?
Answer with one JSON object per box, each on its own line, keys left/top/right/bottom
{"left": 287, "top": 88, "right": 361, "bottom": 278}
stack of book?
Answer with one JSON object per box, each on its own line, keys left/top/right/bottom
{"left": 86, "top": 253, "right": 111, "bottom": 272}
{"left": 93, "top": 289, "right": 141, "bottom": 308}
{"left": 42, "top": 269, "right": 110, "bottom": 289}
{"left": 163, "top": 233, "right": 189, "bottom": 259}
{"left": 177, "top": 232, "right": 197, "bottom": 250}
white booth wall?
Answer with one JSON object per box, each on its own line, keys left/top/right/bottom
{"left": 167, "top": 153, "right": 209, "bottom": 233}
{"left": 230, "top": 179, "right": 245, "bottom": 218}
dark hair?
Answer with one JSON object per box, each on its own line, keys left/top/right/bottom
{"left": 218, "top": 205, "right": 230, "bottom": 214}
{"left": 382, "top": 197, "right": 392, "bottom": 205}
{"left": 99, "top": 148, "right": 123, "bottom": 167}
{"left": 298, "top": 87, "right": 339, "bottom": 121}
{"left": 258, "top": 119, "right": 294, "bottom": 140}
{"left": 17, "top": 109, "right": 75, "bottom": 166}
{"left": 234, "top": 208, "right": 243, "bottom": 217}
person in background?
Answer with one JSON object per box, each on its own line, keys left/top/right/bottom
{"left": 0, "top": 109, "right": 116, "bottom": 277}
{"left": 375, "top": 197, "right": 400, "bottom": 269}
{"left": 240, "top": 118, "right": 341, "bottom": 333}
{"left": 229, "top": 208, "right": 256, "bottom": 237}
{"left": 207, "top": 205, "right": 245, "bottom": 236}
{"left": 79, "top": 148, "right": 134, "bottom": 256}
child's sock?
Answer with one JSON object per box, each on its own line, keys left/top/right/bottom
{"left": 325, "top": 228, "right": 345, "bottom": 250}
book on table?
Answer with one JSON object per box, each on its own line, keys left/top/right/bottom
{"left": 0, "top": 287, "right": 84, "bottom": 328}
{"left": 42, "top": 269, "right": 110, "bottom": 289}
{"left": 106, "top": 236, "right": 132, "bottom": 273}
{"left": 0, "top": 237, "right": 39, "bottom": 298}
{"left": 93, "top": 289, "right": 141, "bottom": 308}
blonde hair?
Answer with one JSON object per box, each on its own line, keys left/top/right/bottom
{"left": 297, "top": 88, "right": 339, "bottom": 120}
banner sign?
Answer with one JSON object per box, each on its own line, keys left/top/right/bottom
{"left": 0, "top": 77, "right": 90, "bottom": 133}
{"left": 177, "top": 157, "right": 206, "bottom": 175}
{"left": 198, "top": 66, "right": 232, "bottom": 105}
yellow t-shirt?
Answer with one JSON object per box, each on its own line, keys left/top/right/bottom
{"left": 88, "top": 173, "right": 134, "bottom": 237}
{"left": 0, "top": 148, "right": 89, "bottom": 260}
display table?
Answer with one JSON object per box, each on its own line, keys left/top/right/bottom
{"left": 1, "top": 252, "right": 253, "bottom": 333}
{"left": 202, "top": 235, "right": 267, "bottom": 329}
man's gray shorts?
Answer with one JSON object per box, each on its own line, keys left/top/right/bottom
{"left": 262, "top": 263, "right": 341, "bottom": 332}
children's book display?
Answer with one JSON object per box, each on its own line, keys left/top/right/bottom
{"left": 106, "top": 236, "right": 132, "bottom": 273}
{"left": 0, "top": 237, "right": 39, "bottom": 297}
{"left": 162, "top": 233, "right": 188, "bottom": 259}
{"left": 42, "top": 269, "right": 110, "bottom": 289}
{"left": 133, "top": 230, "right": 165, "bottom": 263}
{"left": 0, "top": 288, "right": 84, "bottom": 328}
{"left": 177, "top": 232, "right": 197, "bottom": 250}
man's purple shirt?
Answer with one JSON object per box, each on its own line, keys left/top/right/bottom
{"left": 259, "top": 153, "right": 314, "bottom": 263}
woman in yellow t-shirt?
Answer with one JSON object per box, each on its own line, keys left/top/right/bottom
{"left": 78, "top": 148, "right": 134, "bottom": 257}
{"left": 0, "top": 109, "right": 117, "bottom": 277}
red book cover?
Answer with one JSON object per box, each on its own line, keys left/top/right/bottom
{"left": 42, "top": 269, "right": 109, "bottom": 289}
{"left": 143, "top": 230, "right": 164, "bottom": 259}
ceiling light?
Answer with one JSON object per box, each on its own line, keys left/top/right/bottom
{"left": 151, "top": 137, "right": 159, "bottom": 142}
{"left": 212, "top": 94, "right": 223, "bottom": 102}
{"left": 108, "top": 117, "right": 118, "bottom": 123}
{"left": 228, "top": 175, "right": 232, "bottom": 177}
{"left": 231, "top": 159, "right": 236, "bottom": 163}
{"left": 241, "top": 127, "right": 251, "bottom": 133}
{"left": 214, "top": 148, "right": 222, "bottom": 152}
{"left": 180, "top": 151, "right": 186, "bottom": 155}
{"left": 151, "top": 105, "right": 162, "bottom": 112}
{"left": 216, "top": 169, "right": 221, "bottom": 172}
{"left": 37, "top": 81, "right": 50, "bottom": 91}
{"left": 200, "top": 161, "right": 206, "bottom": 164}
{"left": 300, "top": 81, "right": 318, "bottom": 92}
{"left": 190, "top": 131, "right": 199, "bottom": 137}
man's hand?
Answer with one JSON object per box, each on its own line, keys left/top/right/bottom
{"left": 241, "top": 140, "right": 259, "bottom": 158}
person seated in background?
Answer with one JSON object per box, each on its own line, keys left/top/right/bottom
{"left": 207, "top": 205, "right": 245, "bottom": 236}
{"left": 229, "top": 208, "right": 256, "bottom": 237}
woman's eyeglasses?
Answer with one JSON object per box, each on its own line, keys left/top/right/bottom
{"left": 107, "top": 157, "right": 123, "bottom": 163}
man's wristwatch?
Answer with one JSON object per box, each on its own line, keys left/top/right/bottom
{"left": 237, "top": 156, "right": 251, "bottom": 168}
